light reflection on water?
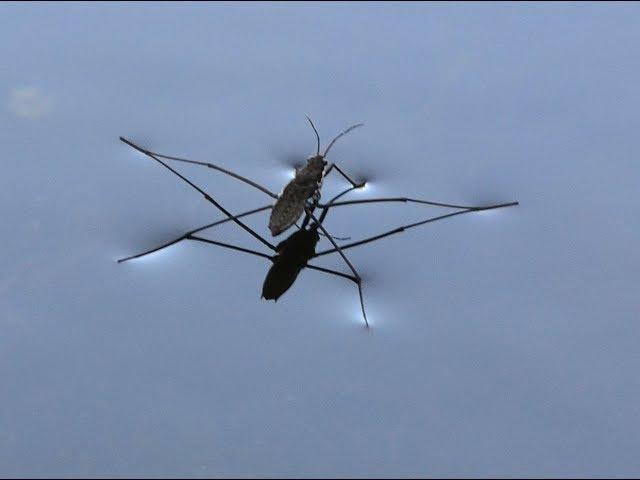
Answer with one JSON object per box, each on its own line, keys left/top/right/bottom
{"left": 358, "top": 181, "right": 373, "bottom": 193}
{"left": 116, "top": 245, "right": 176, "bottom": 264}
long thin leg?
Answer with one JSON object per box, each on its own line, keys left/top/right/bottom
{"left": 120, "top": 137, "right": 276, "bottom": 251}
{"left": 327, "top": 164, "right": 366, "bottom": 189}
{"left": 315, "top": 201, "right": 518, "bottom": 257}
{"left": 187, "top": 233, "right": 358, "bottom": 285}
{"left": 305, "top": 264, "right": 358, "bottom": 283}
{"left": 187, "top": 235, "right": 273, "bottom": 260}
{"left": 306, "top": 209, "right": 369, "bottom": 328}
{"left": 117, "top": 205, "right": 273, "bottom": 263}
{"left": 188, "top": 234, "right": 359, "bottom": 285}
{"left": 318, "top": 197, "right": 517, "bottom": 210}
{"left": 293, "top": 221, "right": 351, "bottom": 241}
{"left": 125, "top": 140, "right": 278, "bottom": 199}
{"left": 180, "top": 236, "right": 361, "bottom": 310}
{"left": 302, "top": 184, "right": 358, "bottom": 229}
{"left": 316, "top": 185, "right": 359, "bottom": 225}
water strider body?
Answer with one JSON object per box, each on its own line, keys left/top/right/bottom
{"left": 268, "top": 117, "right": 365, "bottom": 236}
{"left": 268, "top": 156, "right": 326, "bottom": 236}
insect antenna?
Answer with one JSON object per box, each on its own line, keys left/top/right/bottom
{"left": 305, "top": 115, "right": 321, "bottom": 156}
{"left": 323, "top": 123, "right": 364, "bottom": 158}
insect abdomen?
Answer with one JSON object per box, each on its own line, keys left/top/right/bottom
{"left": 268, "top": 159, "right": 326, "bottom": 236}
{"left": 268, "top": 182, "right": 311, "bottom": 236}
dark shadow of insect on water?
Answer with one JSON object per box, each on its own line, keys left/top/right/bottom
{"left": 118, "top": 118, "right": 519, "bottom": 329}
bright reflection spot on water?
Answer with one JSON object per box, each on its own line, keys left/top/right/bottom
{"left": 350, "top": 304, "right": 376, "bottom": 329}
{"left": 117, "top": 243, "right": 178, "bottom": 265}
{"left": 279, "top": 169, "right": 296, "bottom": 181}
{"left": 352, "top": 181, "right": 381, "bottom": 198}
{"left": 475, "top": 205, "right": 514, "bottom": 218}
{"left": 358, "top": 182, "right": 373, "bottom": 193}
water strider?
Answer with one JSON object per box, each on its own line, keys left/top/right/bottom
{"left": 118, "top": 118, "right": 518, "bottom": 328}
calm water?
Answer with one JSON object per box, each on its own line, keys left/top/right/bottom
{"left": 2, "top": 3, "right": 639, "bottom": 477}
